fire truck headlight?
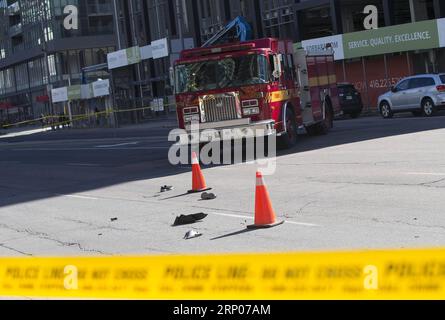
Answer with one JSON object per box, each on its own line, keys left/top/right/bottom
{"left": 242, "top": 99, "right": 259, "bottom": 115}
{"left": 242, "top": 99, "right": 259, "bottom": 107}
{"left": 243, "top": 107, "right": 260, "bottom": 116}
{"left": 184, "top": 114, "right": 200, "bottom": 123}
{"left": 183, "top": 106, "right": 199, "bottom": 114}
{"left": 183, "top": 106, "right": 200, "bottom": 123}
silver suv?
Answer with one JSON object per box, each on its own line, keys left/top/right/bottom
{"left": 378, "top": 74, "right": 445, "bottom": 118}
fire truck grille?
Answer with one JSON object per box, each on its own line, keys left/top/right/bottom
{"left": 199, "top": 93, "right": 241, "bottom": 123}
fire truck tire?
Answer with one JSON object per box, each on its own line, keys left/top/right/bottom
{"left": 306, "top": 100, "right": 333, "bottom": 136}
{"left": 304, "top": 125, "right": 319, "bottom": 136}
{"left": 278, "top": 107, "right": 298, "bottom": 149}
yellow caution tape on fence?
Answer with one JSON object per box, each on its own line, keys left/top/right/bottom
{"left": 1, "top": 248, "right": 445, "bottom": 299}
{"left": 1, "top": 103, "right": 177, "bottom": 129}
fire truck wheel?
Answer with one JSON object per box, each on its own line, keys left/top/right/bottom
{"left": 278, "top": 107, "right": 298, "bottom": 149}
{"left": 305, "top": 100, "right": 333, "bottom": 136}
{"left": 304, "top": 125, "right": 319, "bottom": 136}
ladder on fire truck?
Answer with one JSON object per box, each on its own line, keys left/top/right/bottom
{"left": 202, "top": 16, "right": 253, "bottom": 47}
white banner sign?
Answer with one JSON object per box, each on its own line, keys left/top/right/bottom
{"left": 51, "top": 87, "right": 68, "bottom": 103}
{"left": 92, "top": 79, "right": 110, "bottom": 97}
{"left": 170, "top": 38, "right": 195, "bottom": 53}
{"left": 81, "top": 84, "right": 93, "bottom": 100}
{"left": 151, "top": 38, "right": 169, "bottom": 59}
{"left": 301, "top": 34, "right": 345, "bottom": 60}
{"left": 107, "top": 49, "right": 128, "bottom": 69}
{"left": 140, "top": 45, "right": 153, "bottom": 60}
{"left": 151, "top": 98, "right": 164, "bottom": 111}
{"left": 438, "top": 18, "right": 445, "bottom": 48}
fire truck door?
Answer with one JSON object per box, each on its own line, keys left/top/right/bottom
{"left": 294, "top": 49, "right": 315, "bottom": 124}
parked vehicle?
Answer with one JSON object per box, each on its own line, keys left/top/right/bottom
{"left": 337, "top": 83, "right": 363, "bottom": 118}
{"left": 378, "top": 74, "right": 445, "bottom": 118}
{"left": 171, "top": 18, "right": 341, "bottom": 149}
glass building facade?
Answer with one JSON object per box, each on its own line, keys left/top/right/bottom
{"left": 0, "top": 0, "right": 116, "bottom": 125}
{"left": 2, "top": 0, "right": 445, "bottom": 126}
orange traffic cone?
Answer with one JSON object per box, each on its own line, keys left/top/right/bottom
{"left": 247, "top": 171, "right": 284, "bottom": 229}
{"left": 188, "top": 152, "right": 212, "bottom": 193}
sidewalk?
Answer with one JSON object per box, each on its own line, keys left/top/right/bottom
{"left": 0, "top": 117, "right": 178, "bottom": 140}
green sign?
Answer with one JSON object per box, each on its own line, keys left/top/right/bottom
{"left": 343, "top": 19, "right": 439, "bottom": 59}
{"left": 126, "top": 46, "right": 141, "bottom": 65}
{"left": 67, "top": 85, "right": 81, "bottom": 100}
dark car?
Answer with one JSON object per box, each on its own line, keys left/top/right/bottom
{"left": 337, "top": 83, "right": 363, "bottom": 118}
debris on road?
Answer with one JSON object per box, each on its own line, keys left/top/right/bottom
{"left": 201, "top": 192, "right": 216, "bottom": 200}
{"left": 173, "top": 213, "right": 208, "bottom": 226}
{"left": 160, "top": 185, "right": 173, "bottom": 192}
{"left": 110, "top": 217, "right": 118, "bottom": 222}
{"left": 183, "top": 230, "right": 202, "bottom": 240}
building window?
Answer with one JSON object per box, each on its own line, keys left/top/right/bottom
{"left": 340, "top": 0, "right": 384, "bottom": 33}
{"left": 262, "top": 0, "right": 296, "bottom": 40}
{"left": 47, "top": 54, "right": 57, "bottom": 77}
{"left": 299, "top": 5, "right": 333, "bottom": 40}
{"left": 393, "top": 0, "right": 412, "bottom": 24}
{"left": 15, "top": 63, "right": 29, "bottom": 91}
{"left": 28, "top": 58, "right": 44, "bottom": 88}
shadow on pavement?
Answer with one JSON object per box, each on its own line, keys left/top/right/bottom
{"left": 210, "top": 228, "right": 255, "bottom": 240}
{"left": 1, "top": 114, "right": 445, "bottom": 209}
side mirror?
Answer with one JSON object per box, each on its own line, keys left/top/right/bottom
{"left": 272, "top": 54, "right": 283, "bottom": 79}
{"left": 390, "top": 86, "right": 397, "bottom": 93}
{"left": 169, "top": 67, "right": 175, "bottom": 93}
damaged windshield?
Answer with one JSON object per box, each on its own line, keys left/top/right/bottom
{"left": 175, "top": 54, "right": 269, "bottom": 93}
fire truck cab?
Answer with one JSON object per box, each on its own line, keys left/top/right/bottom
{"left": 173, "top": 38, "right": 341, "bottom": 148}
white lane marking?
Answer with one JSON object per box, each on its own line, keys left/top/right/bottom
{"left": 67, "top": 163, "right": 100, "bottom": 167}
{"left": 405, "top": 172, "right": 445, "bottom": 176}
{"left": 58, "top": 194, "right": 99, "bottom": 200}
{"left": 0, "top": 127, "right": 51, "bottom": 139}
{"left": 12, "top": 147, "right": 169, "bottom": 151}
{"left": 207, "top": 211, "right": 319, "bottom": 227}
{"left": 96, "top": 142, "right": 139, "bottom": 148}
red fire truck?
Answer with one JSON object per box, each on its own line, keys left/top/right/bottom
{"left": 173, "top": 37, "right": 341, "bottom": 149}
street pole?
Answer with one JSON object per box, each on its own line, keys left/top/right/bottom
{"left": 128, "top": 0, "right": 144, "bottom": 123}
{"left": 111, "top": 0, "right": 120, "bottom": 127}
{"left": 174, "top": 0, "right": 185, "bottom": 116}
{"left": 112, "top": 0, "right": 122, "bottom": 50}
{"left": 154, "top": 0, "right": 162, "bottom": 40}
{"left": 40, "top": 0, "right": 54, "bottom": 116}
{"left": 361, "top": 57, "right": 370, "bottom": 112}
{"left": 383, "top": 54, "right": 389, "bottom": 89}
{"left": 153, "top": 0, "right": 162, "bottom": 115}
{"left": 175, "top": 0, "right": 185, "bottom": 50}
{"left": 109, "top": 69, "right": 119, "bottom": 128}
{"left": 67, "top": 77, "right": 73, "bottom": 126}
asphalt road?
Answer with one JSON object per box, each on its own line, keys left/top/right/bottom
{"left": 1, "top": 114, "right": 445, "bottom": 256}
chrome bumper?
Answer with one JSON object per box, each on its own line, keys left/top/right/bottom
{"left": 183, "top": 118, "right": 276, "bottom": 143}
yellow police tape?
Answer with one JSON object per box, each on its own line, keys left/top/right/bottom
{"left": 1, "top": 248, "right": 445, "bottom": 299}
{"left": 1, "top": 103, "right": 177, "bottom": 129}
